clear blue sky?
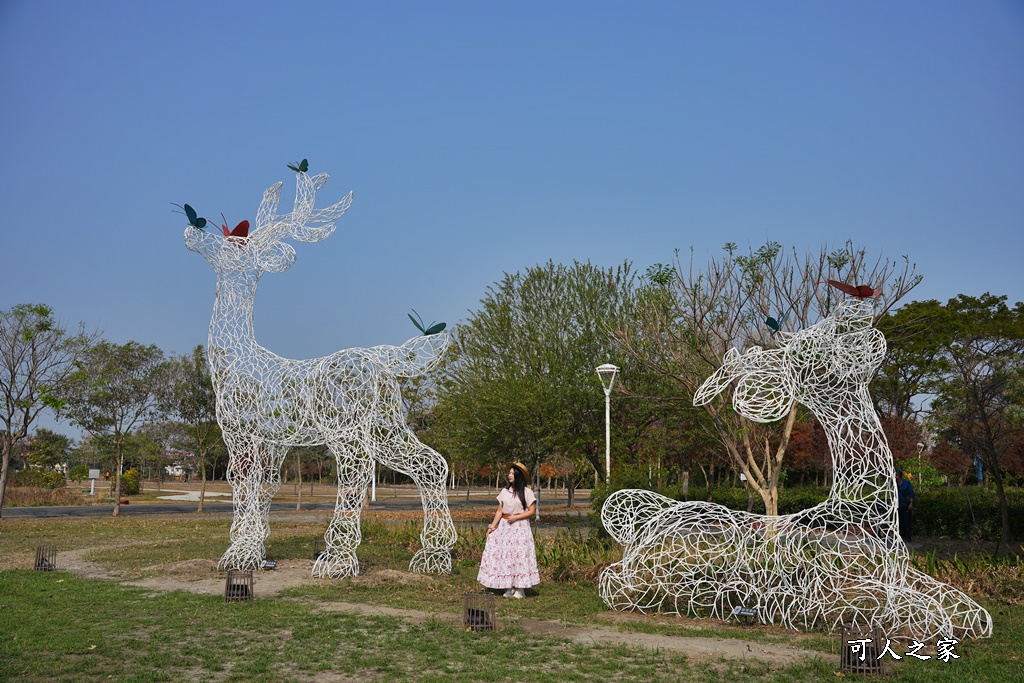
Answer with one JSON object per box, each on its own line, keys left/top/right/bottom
{"left": 2, "top": 1, "right": 1022, "bottom": 432}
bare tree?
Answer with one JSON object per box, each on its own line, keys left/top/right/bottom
{"left": 614, "top": 241, "right": 921, "bottom": 515}
{"left": 0, "top": 304, "right": 94, "bottom": 516}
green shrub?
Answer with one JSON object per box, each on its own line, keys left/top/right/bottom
{"left": 9, "top": 467, "right": 66, "bottom": 489}
{"left": 68, "top": 464, "right": 90, "bottom": 482}
{"left": 914, "top": 486, "right": 1024, "bottom": 541}
{"left": 895, "top": 457, "right": 947, "bottom": 490}
{"left": 120, "top": 468, "right": 141, "bottom": 495}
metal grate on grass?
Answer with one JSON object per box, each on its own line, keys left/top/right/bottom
{"left": 840, "top": 624, "right": 887, "bottom": 676}
{"left": 34, "top": 544, "right": 57, "bottom": 571}
{"left": 463, "top": 591, "right": 498, "bottom": 632}
{"left": 224, "top": 569, "right": 254, "bottom": 602}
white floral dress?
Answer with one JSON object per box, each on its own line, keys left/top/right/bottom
{"left": 477, "top": 487, "right": 540, "bottom": 589}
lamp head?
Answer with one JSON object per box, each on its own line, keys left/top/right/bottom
{"left": 596, "top": 363, "right": 619, "bottom": 393}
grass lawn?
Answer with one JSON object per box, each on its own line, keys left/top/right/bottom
{"left": 0, "top": 515, "right": 1021, "bottom": 682}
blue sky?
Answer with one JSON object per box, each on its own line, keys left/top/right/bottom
{"left": 2, "top": 1, "right": 1022, "bottom": 432}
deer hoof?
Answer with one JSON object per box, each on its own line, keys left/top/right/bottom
{"left": 217, "top": 544, "right": 265, "bottom": 572}
{"left": 312, "top": 551, "right": 360, "bottom": 579}
{"left": 409, "top": 548, "right": 452, "bottom": 574}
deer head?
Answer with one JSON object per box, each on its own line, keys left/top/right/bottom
{"left": 693, "top": 298, "right": 884, "bottom": 422}
{"left": 185, "top": 172, "right": 353, "bottom": 278}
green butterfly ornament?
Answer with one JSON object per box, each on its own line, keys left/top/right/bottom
{"left": 765, "top": 309, "right": 789, "bottom": 335}
{"left": 172, "top": 203, "right": 207, "bottom": 230}
{"left": 408, "top": 310, "right": 446, "bottom": 336}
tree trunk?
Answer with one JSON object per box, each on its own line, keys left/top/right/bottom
{"left": 197, "top": 455, "right": 207, "bottom": 513}
{"left": 984, "top": 449, "right": 1013, "bottom": 550}
{"left": 699, "top": 464, "right": 713, "bottom": 502}
{"left": 566, "top": 476, "right": 575, "bottom": 508}
{"left": 534, "top": 466, "right": 540, "bottom": 522}
{"left": 112, "top": 440, "right": 123, "bottom": 518}
{"left": 0, "top": 435, "right": 14, "bottom": 517}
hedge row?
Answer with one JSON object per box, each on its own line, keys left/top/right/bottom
{"left": 914, "top": 487, "right": 1024, "bottom": 541}
{"left": 9, "top": 468, "right": 66, "bottom": 489}
{"left": 591, "top": 477, "right": 1023, "bottom": 541}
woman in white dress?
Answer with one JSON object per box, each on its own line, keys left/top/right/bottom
{"left": 477, "top": 462, "right": 540, "bottom": 598}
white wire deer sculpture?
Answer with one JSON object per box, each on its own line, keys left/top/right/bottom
{"left": 184, "top": 171, "right": 456, "bottom": 577}
{"left": 600, "top": 298, "right": 991, "bottom": 642}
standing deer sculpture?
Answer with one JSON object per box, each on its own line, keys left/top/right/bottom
{"left": 599, "top": 298, "right": 991, "bottom": 642}
{"left": 184, "top": 171, "right": 456, "bottom": 577}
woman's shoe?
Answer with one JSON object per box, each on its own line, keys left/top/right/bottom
{"left": 513, "top": 588, "right": 525, "bottom": 599}
{"left": 503, "top": 588, "right": 515, "bottom": 598}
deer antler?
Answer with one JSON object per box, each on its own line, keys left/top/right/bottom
{"left": 287, "top": 172, "right": 353, "bottom": 243}
{"left": 251, "top": 173, "right": 353, "bottom": 246}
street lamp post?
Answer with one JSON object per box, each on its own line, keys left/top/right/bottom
{"left": 596, "top": 363, "right": 620, "bottom": 484}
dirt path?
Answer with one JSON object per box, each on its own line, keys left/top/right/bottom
{"left": 53, "top": 546, "right": 828, "bottom": 667}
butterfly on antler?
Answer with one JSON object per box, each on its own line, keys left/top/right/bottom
{"left": 173, "top": 203, "right": 249, "bottom": 238}
{"left": 822, "top": 280, "right": 881, "bottom": 298}
{"left": 214, "top": 213, "right": 250, "bottom": 239}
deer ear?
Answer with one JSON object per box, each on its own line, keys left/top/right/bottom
{"left": 257, "top": 241, "right": 297, "bottom": 273}
{"left": 693, "top": 363, "right": 732, "bottom": 406}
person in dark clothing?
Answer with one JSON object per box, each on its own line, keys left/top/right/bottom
{"left": 895, "top": 471, "right": 916, "bottom": 543}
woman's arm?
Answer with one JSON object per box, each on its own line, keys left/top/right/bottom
{"left": 507, "top": 502, "right": 536, "bottom": 524}
{"left": 486, "top": 504, "right": 503, "bottom": 535}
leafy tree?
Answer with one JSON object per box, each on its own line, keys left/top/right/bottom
{"left": 68, "top": 463, "right": 90, "bottom": 482}
{"left": 928, "top": 438, "right": 972, "bottom": 485}
{"left": 21, "top": 428, "right": 72, "bottom": 468}
{"left": 429, "top": 260, "right": 637, "bottom": 508}
{"left": 0, "top": 303, "right": 93, "bottom": 516}
{"left": 166, "top": 345, "right": 223, "bottom": 512}
{"left": 71, "top": 433, "right": 118, "bottom": 474}
{"left": 60, "top": 341, "right": 170, "bottom": 516}
{"left": 608, "top": 263, "right": 723, "bottom": 493}
{"left": 129, "top": 423, "right": 179, "bottom": 483}
{"left": 890, "top": 294, "right": 1024, "bottom": 548}
{"left": 613, "top": 242, "right": 921, "bottom": 515}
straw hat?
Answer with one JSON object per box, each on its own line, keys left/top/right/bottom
{"left": 508, "top": 461, "right": 529, "bottom": 478}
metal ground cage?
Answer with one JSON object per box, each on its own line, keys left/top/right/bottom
{"left": 34, "top": 544, "right": 57, "bottom": 571}
{"left": 224, "top": 569, "right": 255, "bottom": 602}
{"left": 840, "top": 624, "right": 887, "bottom": 677}
{"left": 463, "top": 591, "right": 498, "bottom": 632}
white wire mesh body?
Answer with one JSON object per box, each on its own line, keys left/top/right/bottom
{"left": 600, "top": 298, "right": 991, "bottom": 641}
{"left": 185, "top": 172, "right": 456, "bottom": 577}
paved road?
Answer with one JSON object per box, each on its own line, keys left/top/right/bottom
{"left": 0, "top": 492, "right": 587, "bottom": 519}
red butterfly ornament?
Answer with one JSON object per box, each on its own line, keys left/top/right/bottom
{"left": 216, "top": 213, "right": 250, "bottom": 239}
{"left": 824, "top": 280, "right": 881, "bottom": 298}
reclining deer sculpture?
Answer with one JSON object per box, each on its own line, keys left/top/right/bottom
{"left": 600, "top": 298, "right": 991, "bottom": 641}
{"left": 185, "top": 171, "right": 456, "bottom": 577}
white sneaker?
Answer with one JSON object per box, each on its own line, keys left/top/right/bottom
{"left": 512, "top": 588, "right": 525, "bottom": 599}
{"left": 503, "top": 588, "right": 515, "bottom": 598}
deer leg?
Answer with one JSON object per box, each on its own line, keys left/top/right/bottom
{"left": 312, "top": 442, "right": 370, "bottom": 578}
{"left": 218, "top": 439, "right": 286, "bottom": 570}
{"left": 379, "top": 434, "right": 456, "bottom": 574}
